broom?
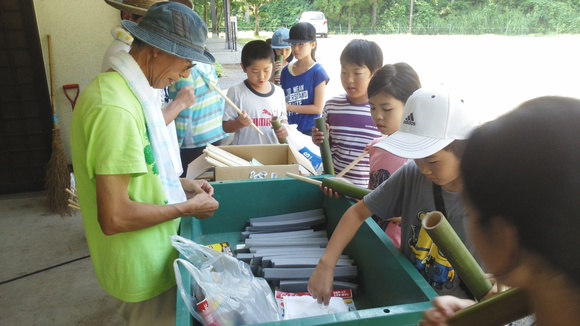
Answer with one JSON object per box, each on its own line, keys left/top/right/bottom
{"left": 45, "top": 34, "right": 73, "bottom": 216}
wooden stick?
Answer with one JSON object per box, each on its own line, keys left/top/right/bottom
{"left": 204, "top": 150, "right": 242, "bottom": 167}
{"left": 336, "top": 150, "right": 368, "bottom": 178}
{"left": 205, "top": 144, "right": 251, "bottom": 166}
{"left": 206, "top": 81, "right": 264, "bottom": 136}
{"left": 205, "top": 156, "right": 228, "bottom": 168}
{"left": 68, "top": 204, "right": 81, "bottom": 210}
{"left": 65, "top": 188, "right": 78, "bottom": 199}
{"left": 286, "top": 172, "right": 322, "bottom": 186}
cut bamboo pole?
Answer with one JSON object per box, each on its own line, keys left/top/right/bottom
{"left": 336, "top": 150, "right": 368, "bottom": 178}
{"left": 448, "top": 288, "right": 532, "bottom": 326}
{"left": 206, "top": 81, "right": 264, "bottom": 136}
{"left": 270, "top": 116, "right": 287, "bottom": 144}
{"left": 314, "top": 117, "right": 334, "bottom": 175}
{"left": 286, "top": 173, "right": 371, "bottom": 200}
{"left": 422, "top": 211, "right": 493, "bottom": 300}
{"left": 321, "top": 178, "right": 370, "bottom": 200}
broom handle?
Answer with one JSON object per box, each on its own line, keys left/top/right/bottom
{"left": 47, "top": 35, "right": 56, "bottom": 121}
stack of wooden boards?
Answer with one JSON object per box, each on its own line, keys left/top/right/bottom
{"left": 236, "top": 209, "right": 359, "bottom": 293}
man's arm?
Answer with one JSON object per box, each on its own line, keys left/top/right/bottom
{"left": 163, "top": 85, "right": 196, "bottom": 125}
{"left": 96, "top": 174, "right": 218, "bottom": 235}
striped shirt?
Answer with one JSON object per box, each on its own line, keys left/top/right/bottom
{"left": 168, "top": 63, "right": 228, "bottom": 149}
{"left": 323, "top": 94, "right": 382, "bottom": 187}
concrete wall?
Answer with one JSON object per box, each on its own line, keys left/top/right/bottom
{"left": 34, "top": 0, "right": 119, "bottom": 162}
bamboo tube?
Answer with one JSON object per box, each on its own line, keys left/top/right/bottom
{"left": 270, "top": 116, "right": 287, "bottom": 144}
{"left": 336, "top": 150, "right": 368, "bottom": 178}
{"left": 205, "top": 144, "right": 251, "bottom": 166}
{"left": 285, "top": 173, "right": 371, "bottom": 200}
{"left": 321, "top": 177, "right": 370, "bottom": 200}
{"left": 206, "top": 81, "right": 264, "bottom": 136}
{"left": 314, "top": 117, "right": 334, "bottom": 175}
{"left": 422, "top": 211, "right": 493, "bottom": 300}
{"left": 448, "top": 288, "right": 532, "bottom": 326}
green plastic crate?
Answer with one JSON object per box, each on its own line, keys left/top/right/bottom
{"left": 176, "top": 178, "right": 437, "bottom": 325}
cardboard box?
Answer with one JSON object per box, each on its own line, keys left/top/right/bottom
{"left": 186, "top": 144, "right": 316, "bottom": 181}
{"left": 176, "top": 178, "right": 438, "bottom": 325}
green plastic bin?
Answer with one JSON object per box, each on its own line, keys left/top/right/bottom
{"left": 176, "top": 178, "right": 437, "bottom": 325}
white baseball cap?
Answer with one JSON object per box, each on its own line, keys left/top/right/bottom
{"left": 374, "top": 85, "right": 479, "bottom": 159}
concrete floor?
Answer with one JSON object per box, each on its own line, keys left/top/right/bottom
{"left": 0, "top": 192, "right": 124, "bottom": 325}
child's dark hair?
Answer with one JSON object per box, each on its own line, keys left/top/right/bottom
{"left": 339, "top": 39, "right": 383, "bottom": 74}
{"left": 442, "top": 139, "right": 467, "bottom": 159}
{"left": 367, "top": 63, "right": 421, "bottom": 102}
{"left": 461, "top": 96, "right": 580, "bottom": 286}
{"left": 241, "top": 40, "right": 274, "bottom": 68}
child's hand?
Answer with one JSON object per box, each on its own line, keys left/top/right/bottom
{"left": 311, "top": 128, "right": 324, "bottom": 146}
{"left": 237, "top": 111, "right": 252, "bottom": 127}
{"left": 308, "top": 260, "right": 335, "bottom": 306}
{"left": 275, "top": 124, "right": 288, "bottom": 141}
{"left": 419, "top": 296, "right": 475, "bottom": 326}
{"left": 319, "top": 177, "right": 350, "bottom": 198}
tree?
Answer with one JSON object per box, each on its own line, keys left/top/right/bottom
{"left": 246, "top": 0, "right": 273, "bottom": 36}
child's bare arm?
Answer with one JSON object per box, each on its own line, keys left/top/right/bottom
{"left": 222, "top": 111, "right": 252, "bottom": 133}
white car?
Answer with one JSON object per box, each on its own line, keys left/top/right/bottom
{"left": 299, "top": 11, "right": 328, "bottom": 38}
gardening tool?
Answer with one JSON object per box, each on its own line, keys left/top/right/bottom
{"left": 45, "top": 34, "right": 73, "bottom": 216}
{"left": 63, "top": 84, "right": 79, "bottom": 110}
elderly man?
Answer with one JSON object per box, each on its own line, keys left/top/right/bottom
{"left": 70, "top": 3, "right": 218, "bottom": 325}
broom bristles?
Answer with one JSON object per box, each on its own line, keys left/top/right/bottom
{"left": 45, "top": 127, "right": 74, "bottom": 216}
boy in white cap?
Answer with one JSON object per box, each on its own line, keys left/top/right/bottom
{"left": 308, "top": 85, "right": 483, "bottom": 305}
{"left": 71, "top": 3, "right": 218, "bottom": 324}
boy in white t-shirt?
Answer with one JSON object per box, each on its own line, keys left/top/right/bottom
{"left": 222, "top": 40, "right": 288, "bottom": 145}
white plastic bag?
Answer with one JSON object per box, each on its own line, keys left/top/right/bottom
{"left": 171, "top": 235, "right": 281, "bottom": 325}
{"left": 284, "top": 124, "right": 323, "bottom": 174}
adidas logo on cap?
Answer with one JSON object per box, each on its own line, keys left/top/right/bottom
{"left": 403, "top": 113, "right": 416, "bottom": 126}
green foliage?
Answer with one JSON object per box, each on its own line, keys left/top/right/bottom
{"left": 229, "top": 0, "right": 580, "bottom": 35}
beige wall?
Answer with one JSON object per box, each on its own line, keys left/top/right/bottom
{"left": 34, "top": 0, "right": 119, "bottom": 162}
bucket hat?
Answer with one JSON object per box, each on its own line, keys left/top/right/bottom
{"left": 284, "top": 22, "right": 316, "bottom": 43}
{"left": 104, "top": 0, "right": 167, "bottom": 16}
{"left": 271, "top": 28, "right": 290, "bottom": 49}
{"left": 122, "top": 2, "right": 215, "bottom": 64}
{"left": 374, "top": 85, "right": 479, "bottom": 159}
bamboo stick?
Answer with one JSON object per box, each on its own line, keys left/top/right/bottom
{"left": 286, "top": 172, "right": 322, "bottom": 186}
{"left": 422, "top": 211, "right": 493, "bottom": 300}
{"left": 65, "top": 188, "right": 78, "bottom": 199}
{"left": 336, "top": 150, "right": 368, "bottom": 178}
{"left": 314, "top": 117, "right": 334, "bottom": 175}
{"left": 205, "top": 156, "right": 228, "bottom": 168}
{"left": 448, "top": 288, "right": 532, "bottom": 326}
{"left": 204, "top": 149, "right": 243, "bottom": 167}
{"left": 205, "top": 144, "right": 251, "bottom": 166}
{"left": 206, "top": 81, "right": 264, "bottom": 136}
